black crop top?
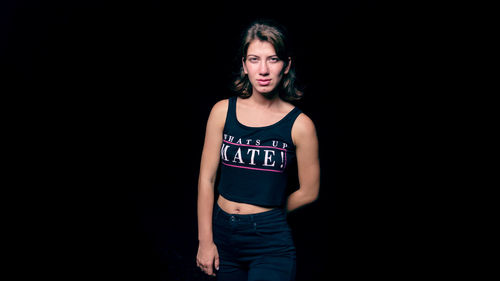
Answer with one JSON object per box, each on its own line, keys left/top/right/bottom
{"left": 217, "top": 96, "right": 302, "bottom": 207}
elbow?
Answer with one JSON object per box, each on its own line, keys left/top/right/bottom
{"left": 310, "top": 182, "right": 320, "bottom": 202}
{"left": 287, "top": 183, "right": 319, "bottom": 212}
{"left": 198, "top": 171, "right": 217, "bottom": 186}
{"left": 304, "top": 185, "right": 320, "bottom": 204}
{"left": 309, "top": 190, "right": 319, "bottom": 204}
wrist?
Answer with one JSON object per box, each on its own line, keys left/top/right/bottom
{"left": 198, "top": 238, "right": 214, "bottom": 245}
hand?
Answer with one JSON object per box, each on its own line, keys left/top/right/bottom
{"left": 196, "top": 241, "right": 219, "bottom": 276}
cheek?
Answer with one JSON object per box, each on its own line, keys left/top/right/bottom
{"left": 274, "top": 63, "right": 286, "bottom": 74}
{"left": 245, "top": 63, "right": 257, "bottom": 72}
{"left": 273, "top": 66, "right": 286, "bottom": 79}
{"left": 245, "top": 65, "right": 259, "bottom": 78}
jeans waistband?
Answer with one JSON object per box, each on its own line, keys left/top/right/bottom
{"left": 214, "top": 202, "right": 286, "bottom": 222}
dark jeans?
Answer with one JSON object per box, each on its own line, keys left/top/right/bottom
{"left": 213, "top": 203, "right": 296, "bottom": 281}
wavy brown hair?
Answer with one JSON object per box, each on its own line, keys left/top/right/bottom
{"left": 232, "top": 19, "right": 303, "bottom": 101}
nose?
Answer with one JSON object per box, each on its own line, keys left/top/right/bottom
{"left": 258, "top": 61, "right": 269, "bottom": 76}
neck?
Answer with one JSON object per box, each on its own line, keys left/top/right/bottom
{"left": 248, "top": 90, "right": 280, "bottom": 108}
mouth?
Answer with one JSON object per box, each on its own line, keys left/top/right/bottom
{"left": 256, "top": 79, "right": 271, "bottom": 86}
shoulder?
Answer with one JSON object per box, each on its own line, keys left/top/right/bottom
{"left": 211, "top": 98, "right": 229, "bottom": 116}
{"left": 291, "top": 112, "right": 317, "bottom": 145}
{"left": 294, "top": 112, "right": 316, "bottom": 132}
{"left": 206, "top": 99, "right": 229, "bottom": 128}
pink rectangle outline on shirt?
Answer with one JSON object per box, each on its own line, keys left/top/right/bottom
{"left": 221, "top": 139, "right": 288, "bottom": 172}
{"left": 222, "top": 162, "right": 284, "bottom": 173}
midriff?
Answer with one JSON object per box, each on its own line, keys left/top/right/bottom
{"left": 217, "top": 195, "right": 275, "bottom": 214}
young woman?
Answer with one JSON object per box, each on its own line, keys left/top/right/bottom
{"left": 196, "top": 19, "right": 320, "bottom": 281}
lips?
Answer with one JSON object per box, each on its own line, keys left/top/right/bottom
{"left": 256, "top": 79, "right": 271, "bottom": 86}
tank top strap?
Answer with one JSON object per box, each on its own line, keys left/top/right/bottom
{"left": 279, "top": 106, "right": 302, "bottom": 132}
{"left": 280, "top": 107, "right": 302, "bottom": 144}
{"left": 228, "top": 96, "right": 237, "bottom": 117}
{"left": 285, "top": 107, "right": 302, "bottom": 124}
{"left": 224, "top": 96, "right": 238, "bottom": 127}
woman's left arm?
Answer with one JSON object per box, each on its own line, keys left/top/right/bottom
{"left": 287, "top": 113, "right": 320, "bottom": 212}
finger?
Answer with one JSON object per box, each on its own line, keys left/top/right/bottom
{"left": 214, "top": 255, "right": 220, "bottom": 271}
{"left": 198, "top": 262, "right": 212, "bottom": 274}
{"left": 205, "top": 264, "right": 213, "bottom": 276}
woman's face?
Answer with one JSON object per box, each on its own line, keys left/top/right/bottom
{"left": 242, "top": 40, "right": 291, "bottom": 97}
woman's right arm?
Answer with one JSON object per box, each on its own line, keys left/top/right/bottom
{"left": 196, "top": 99, "right": 228, "bottom": 276}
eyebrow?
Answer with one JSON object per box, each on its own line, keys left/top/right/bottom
{"left": 246, "top": 54, "right": 279, "bottom": 57}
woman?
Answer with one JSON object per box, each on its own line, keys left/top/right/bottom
{"left": 196, "top": 19, "right": 320, "bottom": 281}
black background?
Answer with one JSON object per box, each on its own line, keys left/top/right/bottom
{"left": 2, "top": 1, "right": 426, "bottom": 280}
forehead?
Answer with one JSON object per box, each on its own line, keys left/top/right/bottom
{"left": 246, "top": 40, "right": 277, "bottom": 56}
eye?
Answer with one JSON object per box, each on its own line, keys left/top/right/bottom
{"left": 268, "top": 57, "right": 280, "bottom": 63}
{"left": 248, "top": 57, "right": 259, "bottom": 63}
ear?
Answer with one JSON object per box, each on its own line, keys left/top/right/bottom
{"left": 284, "top": 57, "right": 292, "bottom": 75}
{"left": 242, "top": 57, "right": 248, "bottom": 74}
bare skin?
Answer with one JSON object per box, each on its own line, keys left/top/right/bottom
{"left": 196, "top": 39, "right": 320, "bottom": 276}
{"left": 217, "top": 192, "right": 274, "bottom": 214}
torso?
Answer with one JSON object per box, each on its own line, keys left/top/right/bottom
{"left": 217, "top": 96, "right": 297, "bottom": 214}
